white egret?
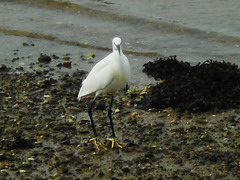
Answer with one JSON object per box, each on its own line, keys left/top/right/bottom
{"left": 77, "top": 37, "right": 130, "bottom": 149}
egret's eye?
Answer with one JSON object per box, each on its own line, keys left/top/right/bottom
{"left": 114, "top": 42, "right": 121, "bottom": 47}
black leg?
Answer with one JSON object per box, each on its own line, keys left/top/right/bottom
{"left": 124, "top": 84, "right": 129, "bottom": 92}
{"left": 88, "top": 97, "right": 97, "bottom": 137}
{"left": 108, "top": 95, "right": 116, "bottom": 137}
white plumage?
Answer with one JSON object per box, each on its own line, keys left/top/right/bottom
{"left": 77, "top": 37, "right": 130, "bottom": 148}
{"left": 77, "top": 37, "right": 130, "bottom": 99}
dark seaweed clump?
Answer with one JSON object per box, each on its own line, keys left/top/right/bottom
{"left": 142, "top": 56, "right": 240, "bottom": 112}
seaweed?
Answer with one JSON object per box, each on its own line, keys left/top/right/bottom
{"left": 142, "top": 56, "right": 240, "bottom": 112}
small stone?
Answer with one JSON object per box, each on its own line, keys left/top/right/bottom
{"left": 13, "top": 103, "right": 20, "bottom": 109}
{"left": 12, "top": 57, "right": 19, "bottom": 62}
{"left": 98, "top": 171, "right": 105, "bottom": 178}
{"left": 131, "top": 112, "right": 138, "bottom": 118}
{"left": 34, "top": 67, "right": 41, "bottom": 73}
{"left": 56, "top": 62, "right": 62, "bottom": 67}
{"left": 62, "top": 55, "right": 70, "bottom": 60}
{"left": 62, "top": 61, "right": 72, "bottom": 68}
{"left": 122, "top": 166, "right": 130, "bottom": 173}
{"left": 52, "top": 54, "right": 59, "bottom": 59}
{"left": 0, "top": 64, "right": 7, "bottom": 71}
{"left": 115, "top": 109, "right": 120, "bottom": 113}
{"left": 27, "top": 157, "right": 35, "bottom": 161}
{"left": 0, "top": 153, "right": 6, "bottom": 161}
{"left": 38, "top": 54, "right": 51, "bottom": 64}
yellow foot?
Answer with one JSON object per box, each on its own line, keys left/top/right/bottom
{"left": 89, "top": 137, "right": 107, "bottom": 151}
{"left": 106, "top": 138, "right": 123, "bottom": 149}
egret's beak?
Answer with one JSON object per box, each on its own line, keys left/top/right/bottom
{"left": 117, "top": 45, "right": 121, "bottom": 55}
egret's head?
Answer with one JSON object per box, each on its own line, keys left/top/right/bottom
{"left": 112, "top": 37, "right": 122, "bottom": 55}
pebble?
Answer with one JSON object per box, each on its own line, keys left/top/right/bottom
{"left": 38, "top": 53, "right": 51, "bottom": 63}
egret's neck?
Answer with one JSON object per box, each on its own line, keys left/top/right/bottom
{"left": 113, "top": 48, "right": 123, "bottom": 57}
{"left": 113, "top": 50, "right": 123, "bottom": 56}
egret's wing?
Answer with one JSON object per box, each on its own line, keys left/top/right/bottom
{"left": 83, "top": 53, "right": 113, "bottom": 83}
{"left": 77, "top": 62, "right": 114, "bottom": 99}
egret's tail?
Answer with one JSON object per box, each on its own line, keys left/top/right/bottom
{"left": 77, "top": 91, "right": 82, "bottom": 101}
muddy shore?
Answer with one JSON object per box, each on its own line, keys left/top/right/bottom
{"left": 0, "top": 54, "right": 240, "bottom": 179}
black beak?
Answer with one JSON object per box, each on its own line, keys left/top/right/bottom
{"left": 117, "top": 45, "right": 121, "bottom": 55}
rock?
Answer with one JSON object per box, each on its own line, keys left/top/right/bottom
{"left": 62, "top": 55, "right": 70, "bottom": 60}
{"left": 38, "top": 53, "right": 51, "bottom": 64}
{"left": 62, "top": 61, "right": 72, "bottom": 68}
{"left": 1, "top": 136, "right": 35, "bottom": 149}
{"left": 0, "top": 64, "right": 7, "bottom": 71}
{"left": 121, "top": 165, "right": 130, "bottom": 173}
{"left": 52, "top": 54, "right": 59, "bottom": 59}
{"left": 12, "top": 57, "right": 20, "bottom": 62}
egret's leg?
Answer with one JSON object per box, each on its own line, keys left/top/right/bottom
{"left": 108, "top": 95, "right": 115, "bottom": 137}
{"left": 124, "top": 84, "right": 129, "bottom": 92}
{"left": 88, "top": 97, "right": 97, "bottom": 137}
{"left": 88, "top": 97, "right": 107, "bottom": 150}
{"left": 106, "top": 95, "right": 122, "bottom": 148}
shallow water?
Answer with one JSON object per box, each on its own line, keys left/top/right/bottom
{"left": 0, "top": 0, "right": 240, "bottom": 86}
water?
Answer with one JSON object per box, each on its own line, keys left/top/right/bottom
{"left": 0, "top": 0, "right": 240, "bottom": 86}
